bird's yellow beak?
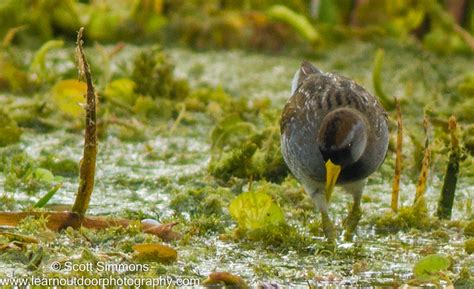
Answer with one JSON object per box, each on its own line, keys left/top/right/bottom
{"left": 325, "top": 159, "right": 341, "bottom": 202}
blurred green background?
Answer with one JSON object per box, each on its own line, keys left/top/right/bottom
{"left": 1, "top": 0, "right": 473, "bottom": 53}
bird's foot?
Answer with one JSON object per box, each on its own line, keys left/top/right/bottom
{"left": 343, "top": 207, "right": 361, "bottom": 241}
{"left": 321, "top": 214, "right": 337, "bottom": 243}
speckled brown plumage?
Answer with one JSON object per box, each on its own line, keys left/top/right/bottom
{"left": 280, "top": 61, "right": 389, "bottom": 241}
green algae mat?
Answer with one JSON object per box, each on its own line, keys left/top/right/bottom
{"left": 1, "top": 1, "right": 474, "bottom": 288}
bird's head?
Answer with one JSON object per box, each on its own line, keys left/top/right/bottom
{"left": 291, "top": 61, "right": 323, "bottom": 95}
{"left": 318, "top": 108, "right": 368, "bottom": 168}
{"left": 317, "top": 108, "right": 368, "bottom": 200}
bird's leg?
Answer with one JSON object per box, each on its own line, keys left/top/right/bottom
{"left": 342, "top": 180, "right": 365, "bottom": 241}
{"left": 312, "top": 192, "right": 336, "bottom": 242}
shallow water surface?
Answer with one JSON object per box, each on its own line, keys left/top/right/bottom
{"left": 0, "top": 44, "right": 472, "bottom": 287}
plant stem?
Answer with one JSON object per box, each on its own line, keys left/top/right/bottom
{"left": 414, "top": 114, "right": 430, "bottom": 210}
{"left": 72, "top": 27, "right": 97, "bottom": 216}
{"left": 437, "top": 116, "right": 461, "bottom": 219}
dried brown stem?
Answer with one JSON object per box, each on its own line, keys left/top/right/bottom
{"left": 414, "top": 114, "right": 431, "bottom": 210}
{"left": 0, "top": 212, "right": 181, "bottom": 241}
{"left": 72, "top": 27, "right": 97, "bottom": 216}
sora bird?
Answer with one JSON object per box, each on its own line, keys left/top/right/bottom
{"left": 280, "top": 61, "right": 389, "bottom": 241}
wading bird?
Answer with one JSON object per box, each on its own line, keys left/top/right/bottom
{"left": 280, "top": 61, "right": 389, "bottom": 241}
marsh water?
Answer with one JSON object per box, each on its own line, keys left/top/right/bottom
{"left": 0, "top": 42, "right": 473, "bottom": 287}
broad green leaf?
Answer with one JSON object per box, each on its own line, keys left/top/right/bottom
{"left": 51, "top": 79, "right": 87, "bottom": 118}
{"left": 32, "top": 168, "right": 55, "bottom": 183}
{"left": 104, "top": 78, "right": 137, "bottom": 106}
{"left": 413, "top": 254, "right": 450, "bottom": 282}
{"left": 229, "top": 191, "right": 284, "bottom": 231}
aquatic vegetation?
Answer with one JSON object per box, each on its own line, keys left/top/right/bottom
{"left": 413, "top": 115, "right": 431, "bottom": 210}
{"left": 229, "top": 190, "right": 285, "bottom": 233}
{"left": 465, "top": 238, "right": 474, "bottom": 254}
{"left": 38, "top": 153, "right": 78, "bottom": 178}
{"left": 465, "top": 221, "right": 474, "bottom": 237}
{"left": 1, "top": 151, "right": 59, "bottom": 195}
{"left": 0, "top": 2, "right": 472, "bottom": 285}
{"left": 412, "top": 254, "right": 451, "bottom": 284}
{"left": 437, "top": 116, "right": 461, "bottom": 219}
{"left": 0, "top": 49, "right": 34, "bottom": 93}
{"left": 170, "top": 186, "right": 227, "bottom": 218}
{"left": 374, "top": 205, "right": 439, "bottom": 234}
{"left": 454, "top": 267, "right": 474, "bottom": 287}
{"left": 457, "top": 73, "right": 474, "bottom": 98}
{"left": 131, "top": 46, "right": 189, "bottom": 100}
{"left": 210, "top": 141, "right": 258, "bottom": 182}
{"left": 372, "top": 49, "right": 394, "bottom": 110}
{"left": 103, "top": 78, "right": 138, "bottom": 108}
{"left": 209, "top": 111, "right": 288, "bottom": 183}
{"left": 33, "top": 183, "right": 62, "bottom": 208}
{"left": 133, "top": 243, "right": 177, "bottom": 264}
{"left": 51, "top": 79, "right": 86, "bottom": 119}
{"left": 30, "top": 39, "right": 64, "bottom": 83}
{"left": 0, "top": 29, "right": 181, "bottom": 248}
{"left": 0, "top": 109, "right": 21, "bottom": 147}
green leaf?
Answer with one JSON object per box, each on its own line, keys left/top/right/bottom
{"left": 413, "top": 254, "right": 451, "bottom": 282}
{"left": 104, "top": 78, "right": 138, "bottom": 107}
{"left": 372, "top": 49, "right": 394, "bottom": 110}
{"left": 229, "top": 191, "right": 285, "bottom": 231}
{"left": 34, "top": 183, "right": 62, "bottom": 208}
{"left": 267, "top": 5, "right": 320, "bottom": 44}
{"left": 30, "top": 40, "right": 64, "bottom": 80}
{"left": 51, "top": 79, "right": 87, "bottom": 118}
{"left": 32, "top": 168, "right": 55, "bottom": 183}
